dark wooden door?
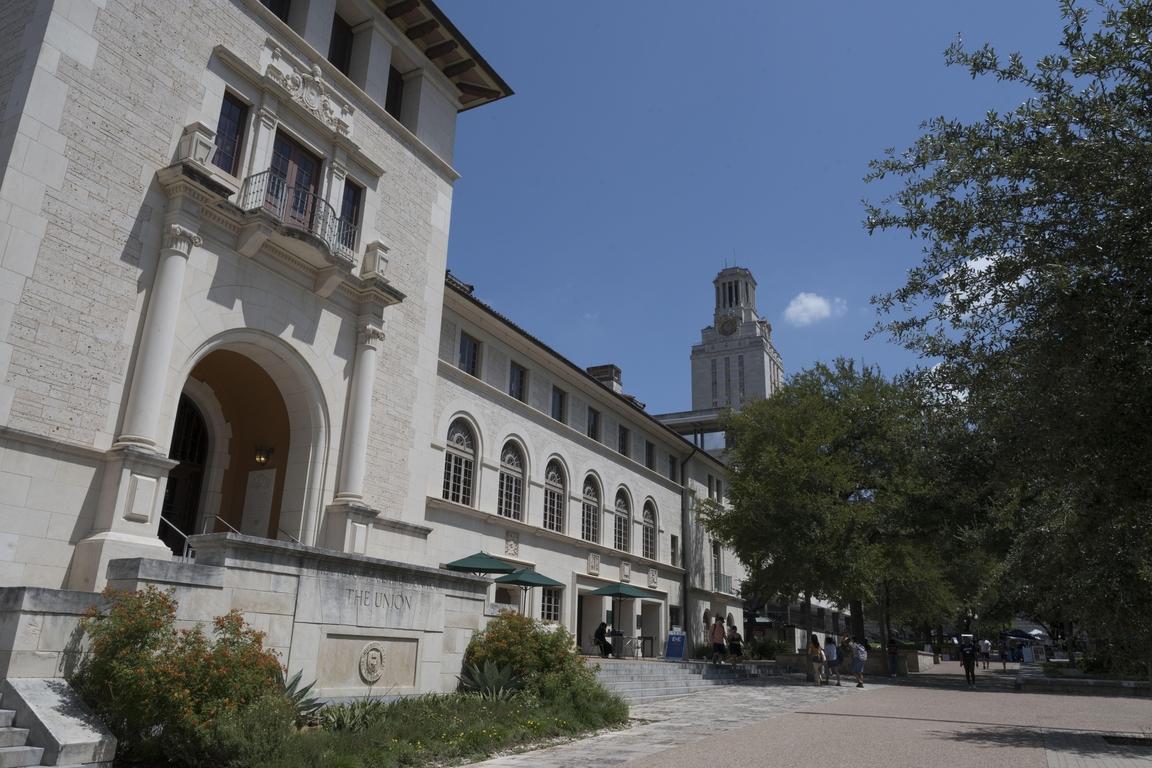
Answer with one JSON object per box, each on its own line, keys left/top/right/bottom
{"left": 269, "top": 132, "right": 321, "bottom": 229}
{"left": 161, "top": 394, "right": 208, "bottom": 556}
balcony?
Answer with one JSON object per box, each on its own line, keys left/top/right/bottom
{"left": 713, "top": 573, "right": 734, "bottom": 595}
{"left": 236, "top": 170, "right": 358, "bottom": 271}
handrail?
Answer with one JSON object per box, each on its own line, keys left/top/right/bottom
{"left": 213, "top": 515, "right": 243, "bottom": 535}
{"left": 278, "top": 527, "right": 302, "bottom": 545}
{"left": 238, "top": 170, "right": 358, "bottom": 262}
{"left": 159, "top": 515, "right": 195, "bottom": 561}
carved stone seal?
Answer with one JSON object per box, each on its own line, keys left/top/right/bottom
{"left": 359, "top": 641, "right": 386, "bottom": 684}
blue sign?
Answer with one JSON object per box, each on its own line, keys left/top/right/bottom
{"left": 665, "top": 632, "right": 686, "bottom": 660}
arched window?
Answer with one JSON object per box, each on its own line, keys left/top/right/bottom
{"left": 642, "top": 501, "right": 657, "bottom": 560}
{"left": 581, "top": 477, "right": 600, "bottom": 543}
{"left": 497, "top": 442, "right": 525, "bottom": 520}
{"left": 442, "top": 419, "right": 476, "bottom": 505}
{"left": 613, "top": 489, "right": 631, "bottom": 552}
{"left": 543, "top": 460, "right": 565, "bottom": 533}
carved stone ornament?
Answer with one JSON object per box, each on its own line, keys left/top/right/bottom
{"left": 163, "top": 224, "right": 202, "bottom": 255}
{"left": 620, "top": 561, "right": 631, "bottom": 582}
{"left": 264, "top": 41, "right": 354, "bottom": 138}
{"left": 504, "top": 530, "right": 519, "bottom": 557}
{"left": 359, "top": 642, "right": 386, "bottom": 684}
{"left": 360, "top": 324, "right": 386, "bottom": 347}
{"left": 587, "top": 551, "right": 600, "bottom": 576}
{"left": 647, "top": 567, "right": 659, "bottom": 589}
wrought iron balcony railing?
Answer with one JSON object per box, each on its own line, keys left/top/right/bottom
{"left": 238, "top": 170, "right": 358, "bottom": 263}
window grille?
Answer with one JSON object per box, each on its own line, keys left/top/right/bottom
{"left": 613, "top": 490, "right": 631, "bottom": 552}
{"left": 642, "top": 503, "right": 656, "bottom": 560}
{"left": 581, "top": 478, "right": 600, "bottom": 543}
{"left": 543, "top": 460, "right": 565, "bottom": 533}
{"left": 541, "top": 587, "right": 561, "bottom": 623}
{"left": 442, "top": 420, "right": 475, "bottom": 505}
{"left": 497, "top": 442, "right": 524, "bottom": 520}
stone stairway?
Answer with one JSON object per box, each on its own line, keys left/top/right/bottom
{"left": 593, "top": 659, "right": 776, "bottom": 704}
{"left": 0, "top": 706, "right": 41, "bottom": 768}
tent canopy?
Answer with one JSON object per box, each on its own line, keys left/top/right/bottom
{"left": 494, "top": 568, "right": 564, "bottom": 587}
{"left": 586, "top": 582, "right": 656, "bottom": 599}
{"left": 443, "top": 552, "right": 518, "bottom": 574}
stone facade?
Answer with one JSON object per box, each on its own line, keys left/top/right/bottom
{"left": 0, "top": 0, "right": 746, "bottom": 699}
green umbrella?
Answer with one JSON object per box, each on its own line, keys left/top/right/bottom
{"left": 443, "top": 552, "right": 518, "bottom": 574}
{"left": 494, "top": 569, "right": 564, "bottom": 587}
{"left": 587, "top": 582, "right": 657, "bottom": 657}
{"left": 586, "top": 582, "right": 655, "bottom": 599}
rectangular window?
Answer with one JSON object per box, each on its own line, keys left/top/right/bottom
{"left": 670, "top": 604, "right": 681, "bottom": 629}
{"left": 211, "top": 92, "right": 248, "bottom": 176}
{"left": 738, "top": 355, "right": 745, "bottom": 403}
{"left": 586, "top": 407, "right": 601, "bottom": 440}
{"left": 385, "top": 66, "right": 405, "bottom": 120}
{"left": 260, "top": 0, "right": 290, "bottom": 22}
{"left": 716, "top": 478, "right": 723, "bottom": 501}
{"left": 551, "top": 386, "right": 567, "bottom": 423}
{"left": 670, "top": 535, "right": 680, "bottom": 568}
{"left": 458, "top": 332, "right": 480, "bottom": 377}
{"left": 541, "top": 587, "right": 561, "bottom": 623}
{"left": 509, "top": 361, "right": 528, "bottom": 402}
{"left": 710, "top": 359, "right": 718, "bottom": 407}
{"left": 724, "top": 356, "right": 732, "bottom": 405}
{"left": 707, "top": 474, "right": 714, "bottom": 499}
{"left": 617, "top": 425, "right": 630, "bottom": 457}
{"left": 667, "top": 454, "right": 677, "bottom": 482}
{"left": 337, "top": 178, "right": 363, "bottom": 254}
{"left": 327, "top": 14, "right": 354, "bottom": 76}
{"left": 645, "top": 440, "right": 655, "bottom": 470}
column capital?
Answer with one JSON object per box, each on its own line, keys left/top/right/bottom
{"left": 359, "top": 323, "right": 385, "bottom": 349}
{"left": 163, "top": 224, "right": 202, "bottom": 256}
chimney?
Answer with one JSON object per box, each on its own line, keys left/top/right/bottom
{"left": 586, "top": 364, "right": 623, "bottom": 394}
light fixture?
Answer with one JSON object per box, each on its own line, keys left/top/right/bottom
{"left": 254, "top": 445, "right": 274, "bottom": 465}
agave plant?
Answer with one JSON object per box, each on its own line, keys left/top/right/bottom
{"left": 319, "top": 698, "right": 388, "bottom": 732}
{"left": 458, "top": 660, "right": 523, "bottom": 701}
{"left": 277, "top": 667, "right": 324, "bottom": 727}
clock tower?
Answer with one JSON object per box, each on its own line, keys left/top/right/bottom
{"left": 690, "top": 267, "right": 783, "bottom": 411}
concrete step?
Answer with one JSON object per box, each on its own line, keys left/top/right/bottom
{"left": 0, "top": 716, "right": 11, "bottom": 730}
{"left": 0, "top": 746, "right": 44, "bottom": 768}
{"left": 0, "top": 731, "right": 27, "bottom": 749}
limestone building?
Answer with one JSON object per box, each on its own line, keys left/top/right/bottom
{"left": 0, "top": 0, "right": 744, "bottom": 704}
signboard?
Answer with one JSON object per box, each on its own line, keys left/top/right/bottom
{"left": 665, "top": 631, "right": 686, "bottom": 660}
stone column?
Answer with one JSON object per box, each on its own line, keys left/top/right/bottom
{"left": 350, "top": 21, "right": 394, "bottom": 105}
{"left": 116, "top": 224, "right": 201, "bottom": 447}
{"left": 335, "top": 321, "right": 384, "bottom": 502}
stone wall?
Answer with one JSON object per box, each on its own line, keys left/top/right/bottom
{"left": 105, "top": 533, "right": 489, "bottom": 696}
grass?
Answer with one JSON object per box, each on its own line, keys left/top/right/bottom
{"left": 255, "top": 686, "right": 629, "bottom": 768}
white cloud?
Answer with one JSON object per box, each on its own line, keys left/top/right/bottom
{"left": 783, "top": 292, "right": 847, "bottom": 327}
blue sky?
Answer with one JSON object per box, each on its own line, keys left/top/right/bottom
{"left": 437, "top": 1, "right": 1068, "bottom": 414}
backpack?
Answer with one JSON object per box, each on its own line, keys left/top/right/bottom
{"left": 854, "top": 642, "right": 868, "bottom": 661}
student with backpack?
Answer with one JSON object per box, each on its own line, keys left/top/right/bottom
{"left": 848, "top": 635, "right": 867, "bottom": 688}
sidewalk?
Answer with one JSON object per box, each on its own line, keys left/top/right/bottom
{"left": 461, "top": 668, "right": 1152, "bottom": 768}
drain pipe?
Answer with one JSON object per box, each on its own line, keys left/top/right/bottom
{"left": 679, "top": 444, "right": 699, "bottom": 652}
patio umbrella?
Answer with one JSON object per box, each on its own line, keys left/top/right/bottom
{"left": 443, "top": 551, "right": 518, "bottom": 574}
{"left": 586, "top": 582, "right": 657, "bottom": 654}
{"left": 494, "top": 568, "right": 564, "bottom": 614}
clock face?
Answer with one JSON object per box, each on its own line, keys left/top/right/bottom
{"left": 719, "top": 316, "right": 739, "bottom": 336}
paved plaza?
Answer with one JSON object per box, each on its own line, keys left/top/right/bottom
{"left": 466, "top": 663, "right": 1152, "bottom": 768}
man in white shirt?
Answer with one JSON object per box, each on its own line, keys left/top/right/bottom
{"left": 980, "top": 638, "right": 992, "bottom": 669}
{"left": 824, "top": 636, "right": 841, "bottom": 685}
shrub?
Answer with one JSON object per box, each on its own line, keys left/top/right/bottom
{"left": 464, "top": 612, "right": 589, "bottom": 695}
{"left": 319, "top": 698, "right": 389, "bottom": 733}
{"left": 747, "top": 637, "right": 781, "bottom": 659}
{"left": 70, "top": 586, "right": 288, "bottom": 767}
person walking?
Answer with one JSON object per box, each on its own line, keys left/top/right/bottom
{"left": 960, "top": 634, "right": 978, "bottom": 686}
{"left": 849, "top": 635, "right": 867, "bottom": 687}
{"left": 824, "top": 635, "right": 841, "bottom": 685}
{"left": 980, "top": 638, "right": 992, "bottom": 669}
{"left": 886, "top": 636, "right": 900, "bottom": 678}
{"left": 808, "top": 634, "right": 826, "bottom": 686}
{"left": 726, "top": 624, "right": 744, "bottom": 659}
{"left": 709, "top": 615, "right": 727, "bottom": 664}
